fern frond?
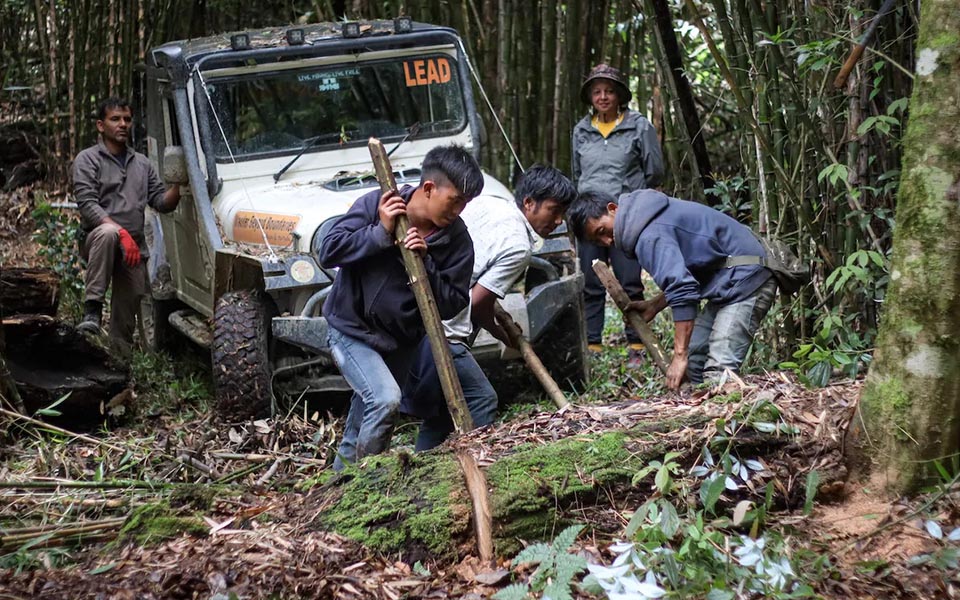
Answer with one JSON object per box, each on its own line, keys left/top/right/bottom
{"left": 512, "top": 542, "right": 552, "bottom": 567}
{"left": 492, "top": 582, "right": 530, "bottom": 600}
{"left": 552, "top": 524, "right": 585, "bottom": 553}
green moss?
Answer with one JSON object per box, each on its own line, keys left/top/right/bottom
{"left": 709, "top": 391, "right": 742, "bottom": 404}
{"left": 315, "top": 453, "right": 470, "bottom": 560}
{"left": 487, "top": 432, "right": 648, "bottom": 552}
{"left": 117, "top": 501, "right": 207, "bottom": 546}
{"left": 930, "top": 31, "right": 960, "bottom": 50}
{"left": 169, "top": 483, "right": 216, "bottom": 510}
{"left": 861, "top": 375, "right": 912, "bottom": 441}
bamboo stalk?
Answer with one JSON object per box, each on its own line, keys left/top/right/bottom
{"left": 1, "top": 517, "right": 126, "bottom": 541}
{"left": 0, "top": 479, "right": 167, "bottom": 490}
{"left": 367, "top": 138, "right": 474, "bottom": 434}
{"left": 591, "top": 260, "right": 669, "bottom": 375}
{"left": 0, "top": 406, "right": 127, "bottom": 453}
{"left": 456, "top": 450, "right": 493, "bottom": 564}
{"left": 492, "top": 303, "right": 568, "bottom": 409}
{"left": 255, "top": 458, "right": 285, "bottom": 486}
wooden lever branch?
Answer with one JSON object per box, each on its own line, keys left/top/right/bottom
{"left": 368, "top": 138, "right": 474, "bottom": 433}
{"left": 493, "top": 303, "right": 568, "bottom": 409}
{"left": 592, "top": 260, "right": 669, "bottom": 375}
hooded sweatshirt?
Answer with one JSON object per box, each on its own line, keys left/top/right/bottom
{"left": 319, "top": 185, "right": 474, "bottom": 353}
{"left": 614, "top": 190, "right": 772, "bottom": 321}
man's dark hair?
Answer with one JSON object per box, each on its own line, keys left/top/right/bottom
{"left": 420, "top": 145, "right": 484, "bottom": 200}
{"left": 567, "top": 190, "right": 617, "bottom": 240}
{"left": 513, "top": 164, "right": 577, "bottom": 211}
{"left": 97, "top": 97, "right": 132, "bottom": 121}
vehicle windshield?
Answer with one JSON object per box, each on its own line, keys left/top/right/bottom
{"left": 199, "top": 54, "right": 467, "bottom": 161}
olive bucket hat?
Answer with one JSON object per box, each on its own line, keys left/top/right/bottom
{"left": 579, "top": 63, "right": 632, "bottom": 107}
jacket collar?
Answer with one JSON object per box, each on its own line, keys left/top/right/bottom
{"left": 97, "top": 140, "right": 134, "bottom": 164}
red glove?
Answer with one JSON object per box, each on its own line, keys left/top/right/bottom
{"left": 117, "top": 228, "right": 141, "bottom": 267}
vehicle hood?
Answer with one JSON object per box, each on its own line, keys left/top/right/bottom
{"left": 214, "top": 173, "right": 512, "bottom": 254}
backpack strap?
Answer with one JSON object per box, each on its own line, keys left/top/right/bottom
{"left": 722, "top": 255, "right": 765, "bottom": 268}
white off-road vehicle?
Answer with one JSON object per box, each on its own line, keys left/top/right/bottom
{"left": 139, "top": 19, "right": 587, "bottom": 420}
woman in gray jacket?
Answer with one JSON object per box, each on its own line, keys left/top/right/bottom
{"left": 571, "top": 63, "right": 664, "bottom": 358}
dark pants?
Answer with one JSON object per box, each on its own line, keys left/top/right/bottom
{"left": 401, "top": 339, "right": 498, "bottom": 451}
{"left": 578, "top": 240, "right": 644, "bottom": 344}
{"left": 82, "top": 222, "right": 148, "bottom": 346}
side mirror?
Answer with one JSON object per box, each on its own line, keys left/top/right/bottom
{"left": 162, "top": 146, "right": 188, "bottom": 184}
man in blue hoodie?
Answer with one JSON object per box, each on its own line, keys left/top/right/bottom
{"left": 318, "top": 145, "right": 482, "bottom": 470}
{"left": 567, "top": 189, "right": 777, "bottom": 390}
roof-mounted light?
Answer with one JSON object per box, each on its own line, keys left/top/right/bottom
{"left": 342, "top": 22, "right": 361, "bottom": 38}
{"left": 230, "top": 33, "right": 251, "bottom": 51}
{"left": 394, "top": 16, "right": 413, "bottom": 34}
{"left": 286, "top": 28, "right": 305, "bottom": 45}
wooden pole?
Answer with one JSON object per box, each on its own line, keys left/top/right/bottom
{"left": 367, "top": 138, "right": 474, "bottom": 433}
{"left": 493, "top": 303, "right": 569, "bottom": 409}
{"left": 591, "top": 260, "right": 669, "bottom": 375}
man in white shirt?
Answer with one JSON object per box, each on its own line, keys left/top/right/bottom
{"left": 403, "top": 165, "right": 577, "bottom": 450}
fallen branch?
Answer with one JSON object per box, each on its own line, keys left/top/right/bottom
{"left": 0, "top": 517, "right": 128, "bottom": 550}
{"left": 457, "top": 449, "right": 494, "bottom": 564}
{"left": 0, "top": 406, "right": 128, "bottom": 453}
{"left": 0, "top": 479, "right": 169, "bottom": 490}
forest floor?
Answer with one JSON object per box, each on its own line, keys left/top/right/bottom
{"left": 1, "top": 188, "right": 959, "bottom": 599}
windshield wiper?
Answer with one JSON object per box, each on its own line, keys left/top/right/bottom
{"left": 274, "top": 135, "right": 325, "bottom": 183}
{"left": 387, "top": 122, "right": 421, "bottom": 158}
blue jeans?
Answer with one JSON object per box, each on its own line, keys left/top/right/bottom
{"left": 687, "top": 278, "right": 777, "bottom": 383}
{"left": 402, "top": 339, "right": 498, "bottom": 451}
{"left": 328, "top": 326, "right": 418, "bottom": 471}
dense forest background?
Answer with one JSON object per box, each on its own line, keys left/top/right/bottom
{"left": 0, "top": 0, "right": 918, "bottom": 381}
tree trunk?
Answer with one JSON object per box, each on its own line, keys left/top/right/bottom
{"left": 647, "top": 0, "right": 714, "bottom": 203}
{"left": 855, "top": 0, "right": 960, "bottom": 493}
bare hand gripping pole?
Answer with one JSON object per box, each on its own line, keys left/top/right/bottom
{"left": 367, "top": 138, "right": 474, "bottom": 433}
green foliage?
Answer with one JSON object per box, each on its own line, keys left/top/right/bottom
{"left": 706, "top": 175, "right": 750, "bottom": 220}
{"left": 30, "top": 198, "right": 84, "bottom": 322}
{"left": 633, "top": 451, "right": 683, "bottom": 494}
{"left": 779, "top": 247, "right": 887, "bottom": 388}
{"left": 129, "top": 350, "right": 211, "bottom": 414}
{"left": 585, "top": 424, "right": 827, "bottom": 598}
{"left": 494, "top": 524, "right": 588, "bottom": 600}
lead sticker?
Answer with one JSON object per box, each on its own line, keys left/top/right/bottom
{"left": 290, "top": 259, "right": 316, "bottom": 283}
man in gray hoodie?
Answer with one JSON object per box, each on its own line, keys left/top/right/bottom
{"left": 567, "top": 189, "right": 777, "bottom": 390}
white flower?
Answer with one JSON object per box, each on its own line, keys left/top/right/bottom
{"left": 763, "top": 556, "right": 795, "bottom": 590}
{"left": 618, "top": 571, "right": 667, "bottom": 599}
{"left": 734, "top": 536, "right": 765, "bottom": 568}
{"left": 587, "top": 562, "right": 632, "bottom": 581}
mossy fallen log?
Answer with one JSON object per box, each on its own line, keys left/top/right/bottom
{"left": 308, "top": 400, "right": 847, "bottom": 562}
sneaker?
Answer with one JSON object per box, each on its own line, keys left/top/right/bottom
{"left": 77, "top": 301, "right": 103, "bottom": 335}
{"left": 588, "top": 343, "right": 603, "bottom": 354}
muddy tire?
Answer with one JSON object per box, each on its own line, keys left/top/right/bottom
{"left": 211, "top": 290, "right": 276, "bottom": 421}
